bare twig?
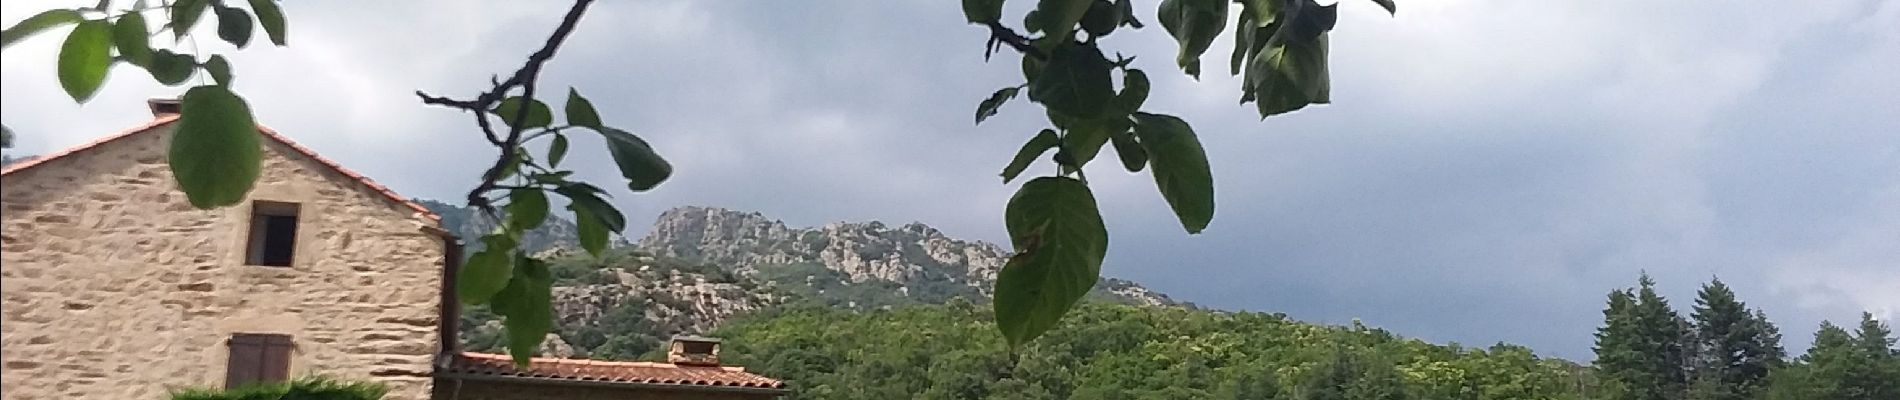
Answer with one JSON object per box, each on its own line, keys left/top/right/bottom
{"left": 414, "top": 0, "right": 597, "bottom": 214}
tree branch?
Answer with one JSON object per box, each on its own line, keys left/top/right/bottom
{"left": 984, "top": 21, "right": 1045, "bottom": 60}
{"left": 414, "top": 0, "right": 597, "bottom": 214}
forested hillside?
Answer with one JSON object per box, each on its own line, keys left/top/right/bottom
{"left": 715, "top": 303, "right": 1595, "bottom": 400}
{"left": 442, "top": 204, "right": 1900, "bottom": 399}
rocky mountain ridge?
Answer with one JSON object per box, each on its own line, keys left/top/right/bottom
{"left": 637, "top": 206, "right": 1179, "bottom": 307}
{"left": 450, "top": 204, "right": 1182, "bottom": 359}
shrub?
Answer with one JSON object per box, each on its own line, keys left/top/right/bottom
{"left": 170, "top": 377, "right": 387, "bottom": 400}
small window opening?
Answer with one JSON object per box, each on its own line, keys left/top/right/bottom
{"left": 682, "top": 340, "right": 717, "bottom": 355}
{"left": 246, "top": 201, "right": 300, "bottom": 267}
{"left": 226, "top": 333, "right": 293, "bottom": 388}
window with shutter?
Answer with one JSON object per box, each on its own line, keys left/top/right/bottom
{"left": 226, "top": 333, "right": 293, "bottom": 388}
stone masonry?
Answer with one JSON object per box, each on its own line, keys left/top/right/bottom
{"left": 0, "top": 121, "right": 447, "bottom": 400}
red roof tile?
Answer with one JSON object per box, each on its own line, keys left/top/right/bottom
{"left": 0, "top": 117, "right": 439, "bottom": 222}
{"left": 444, "top": 352, "right": 786, "bottom": 390}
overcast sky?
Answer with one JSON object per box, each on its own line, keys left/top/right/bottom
{"left": 4, "top": 1, "right": 1896, "bottom": 360}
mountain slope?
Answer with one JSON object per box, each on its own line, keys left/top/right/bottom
{"left": 447, "top": 203, "right": 1185, "bottom": 359}
{"left": 637, "top": 206, "right": 1181, "bottom": 307}
{"left": 715, "top": 303, "right": 1597, "bottom": 399}
{"left": 416, "top": 199, "right": 623, "bottom": 254}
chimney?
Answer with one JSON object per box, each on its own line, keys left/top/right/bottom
{"left": 148, "top": 98, "right": 182, "bottom": 117}
{"left": 666, "top": 336, "right": 722, "bottom": 366}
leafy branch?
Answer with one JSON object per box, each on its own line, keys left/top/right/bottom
{"left": 963, "top": 0, "right": 1395, "bottom": 349}
{"left": 412, "top": 0, "right": 673, "bottom": 366}
{"left": 415, "top": 0, "right": 595, "bottom": 215}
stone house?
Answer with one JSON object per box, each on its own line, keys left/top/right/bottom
{"left": 0, "top": 100, "right": 785, "bottom": 400}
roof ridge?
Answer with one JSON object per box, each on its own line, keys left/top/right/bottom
{"left": 1, "top": 117, "right": 440, "bottom": 222}
{"left": 459, "top": 352, "right": 677, "bottom": 369}
{"left": 0, "top": 116, "right": 178, "bottom": 176}
{"left": 449, "top": 352, "right": 783, "bottom": 390}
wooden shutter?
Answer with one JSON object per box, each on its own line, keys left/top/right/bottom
{"left": 226, "top": 333, "right": 293, "bottom": 388}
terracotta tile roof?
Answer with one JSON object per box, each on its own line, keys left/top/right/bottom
{"left": 444, "top": 352, "right": 786, "bottom": 390}
{"left": 0, "top": 117, "right": 439, "bottom": 222}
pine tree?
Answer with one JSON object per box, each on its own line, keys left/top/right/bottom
{"left": 1686, "top": 278, "right": 1783, "bottom": 400}
{"left": 1595, "top": 274, "right": 1691, "bottom": 400}
{"left": 1749, "top": 310, "right": 1787, "bottom": 362}
{"left": 1596, "top": 289, "right": 1644, "bottom": 397}
{"left": 1801, "top": 321, "right": 1861, "bottom": 399}
{"left": 1853, "top": 312, "right": 1895, "bottom": 357}
{"left": 1849, "top": 313, "right": 1900, "bottom": 399}
{"left": 1634, "top": 274, "right": 1690, "bottom": 399}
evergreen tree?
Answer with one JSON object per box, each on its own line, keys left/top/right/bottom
{"left": 1800, "top": 321, "right": 1861, "bottom": 399}
{"left": 1595, "top": 274, "right": 1691, "bottom": 400}
{"left": 1788, "top": 318, "right": 1900, "bottom": 400}
{"left": 1595, "top": 289, "right": 1645, "bottom": 397}
{"left": 1853, "top": 312, "right": 1895, "bottom": 357}
{"left": 1849, "top": 313, "right": 1900, "bottom": 398}
{"left": 1749, "top": 310, "right": 1787, "bottom": 362}
{"left": 1686, "top": 278, "right": 1783, "bottom": 400}
{"left": 1635, "top": 274, "right": 1691, "bottom": 399}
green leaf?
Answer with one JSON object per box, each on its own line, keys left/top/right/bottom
{"left": 1371, "top": 0, "right": 1397, "bottom": 15}
{"left": 2, "top": 9, "right": 83, "bottom": 49}
{"left": 975, "top": 86, "right": 1020, "bottom": 125}
{"left": 456, "top": 234, "right": 516, "bottom": 304}
{"left": 1116, "top": 0, "right": 1143, "bottom": 28}
{"left": 248, "top": 0, "right": 288, "bottom": 46}
{"left": 492, "top": 97, "right": 552, "bottom": 129}
{"left": 1132, "top": 112, "right": 1214, "bottom": 233}
{"left": 547, "top": 134, "right": 569, "bottom": 168}
{"left": 1032, "top": 0, "right": 1092, "bottom": 42}
{"left": 1118, "top": 68, "right": 1150, "bottom": 112}
{"left": 1157, "top": 0, "right": 1228, "bottom": 78}
{"left": 169, "top": 85, "right": 261, "bottom": 208}
{"left": 1001, "top": 129, "right": 1060, "bottom": 183}
{"left": 112, "top": 12, "right": 151, "bottom": 66}
{"left": 571, "top": 206, "right": 610, "bottom": 257}
{"left": 994, "top": 176, "right": 1108, "bottom": 348}
{"left": 557, "top": 185, "right": 626, "bottom": 232}
{"left": 1021, "top": 55, "right": 1045, "bottom": 82}
{"left": 1229, "top": 18, "right": 1260, "bottom": 76}
{"left": 1286, "top": 1, "right": 1338, "bottom": 42}
{"left": 564, "top": 88, "right": 602, "bottom": 128}
{"left": 1028, "top": 44, "right": 1115, "bottom": 119}
{"left": 1110, "top": 130, "right": 1146, "bottom": 172}
{"left": 204, "top": 55, "right": 233, "bottom": 87}
{"left": 962, "top": 0, "right": 1005, "bottom": 24}
{"left": 597, "top": 127, "right": 672, "bottom": 192}
{"left": 146, "top": 49, "right": 196, "bottom": 85}
{"left": 1080, "top": 0, "right": 1122, "bottom": 38}
{"left": 1061, "top": 116, "right": 1125, "bottom": 169}
{"left": 491, "top": 256, "right": 554, "bottom": 366}
{"left": 213, "top": 5, "right": 253, "bottom": 48}
{"left": 506, "top": 188, "right": 549, "bottom": 231}
{"left": 1246, "top": 33, "right": 1330, "bottom": 118}
{"left": 171, "top": 0, "right": 210, "bottom": 39}
{"left": 58, "top": 20, "right": 113, "bottom": 103}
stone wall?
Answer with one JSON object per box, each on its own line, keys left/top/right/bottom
{"left": 436, "top": 379, "right": 777, "bottom": 400}
{"left": 0, "top": 123, "right": 446, "bottom": 400}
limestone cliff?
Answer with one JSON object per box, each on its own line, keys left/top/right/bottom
{"left": 636, "top": 206, "right": 1178, "bottom": 307}
{"left": 456, "top": 205, "right": 1182, "bottom": 360}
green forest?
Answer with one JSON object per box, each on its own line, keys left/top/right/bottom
{"left": 713, "top": 294, "right": 1898, "bottom": 400}
{"left": 461, "top": 248, "right": 1900, "bottom": 400}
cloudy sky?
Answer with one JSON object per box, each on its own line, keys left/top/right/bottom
{"left": 4, "top": 0, "right": 1895, "bottom": 360}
